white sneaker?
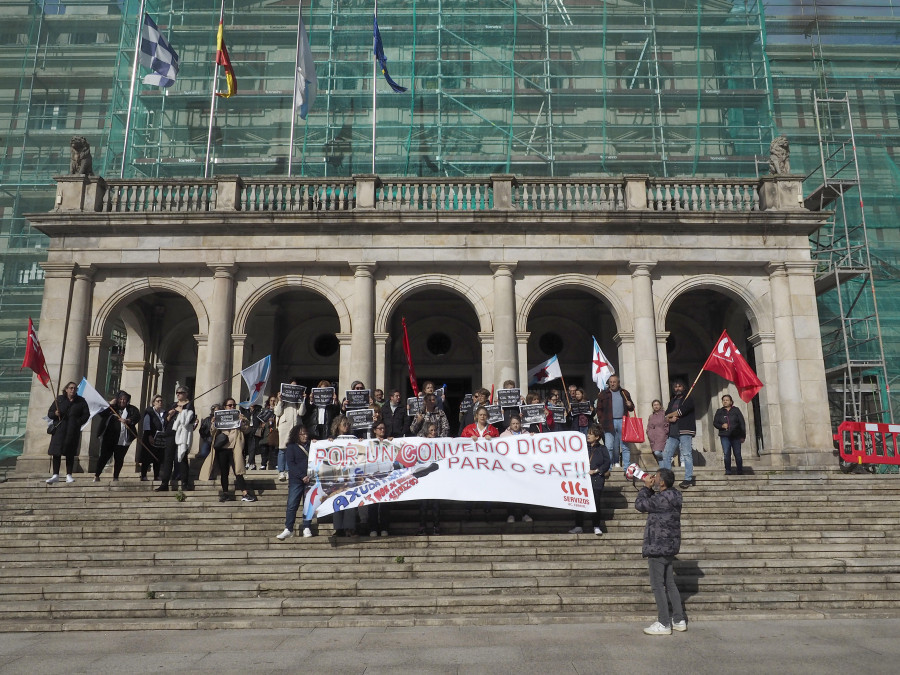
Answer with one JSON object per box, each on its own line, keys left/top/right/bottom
{"left": 568, "top": 526, "right": 584, "bottom": 534}
{"left": 380, "top": 530, "right": 388, "bottom": 537}
{"left": 278, "top": 472, "right": 287, "bottom": 482}
{"left": 522, "top": 514, "right": 533, "bottom": 523}
{"left": 672, "top": 620, "right": 687, "bottom": 632}
{"left": 369, "top": 530, "right": 378, "bottom": 537}
{"left": 614, "top": 463, "right": 621, "bottom": 468}
{"left": 65, "top": 474, "right": 74, "bottom": 483}
{"left": 46, "top": 474, "right": 59, "bottom": 484}
{"left": 643, "top": 621, "right": 672, "bottom": 636}
{"left": 302, "top": 528, "right": 313, "bottom": 538}
{"left": 506, "top": 515, "right": 515, "bottom": 523}
{"left": 593, "top": 527, "right": 603, "bottom": 536}
{"left": 276, "top": 528, "right": 293, "bottom": 540}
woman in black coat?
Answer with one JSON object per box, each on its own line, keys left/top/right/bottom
{"left": 570, "top": 423, "right": 611, "bottom": 536}
{"left": 713, "top": 394, "right": 747, "bottom": 475}
{"left": 46, "top": 381, "right": 90, "bottom": 484}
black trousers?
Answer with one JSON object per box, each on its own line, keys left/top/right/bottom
{"left": 216, "top": 447, "right": 246, "bottom": 493}
{"left": 95, "top": 442, "right": 129, "bottom": 479}
{"left": 51, "top": 454, "right": 75, "bottom": 475}
{"left": 574, "top": 486, "right": 604, "bottom": 528}
{"left": 158, "top": 437, "right": 189, "bottom": 487}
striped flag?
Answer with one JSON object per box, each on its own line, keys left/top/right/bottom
{"left": 295, "top": 12, "right": 317, "bottom": 119}
{"left": 215, "top": 18, "right": 237, "bottom": 98}
{"left": 139, "top": 13, "right": 179, "bottom": 87}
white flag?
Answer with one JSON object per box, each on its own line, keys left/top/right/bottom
{"left": 295, "top": 13, "right": 317, "bottom": 119}
{"left": 139, "top": 13, "right": 179, "bottom": 88}
{"left": 528, "top": 355, "right": 563, "bottom": 386}
{"left": 76, "top": 378, "right": 110, "bottom": 430}
{"left": 240, "top": 355, "right": 271, "bottom": 407}
{"left": 591, "top": 337, "right": 615, "bottom": 390}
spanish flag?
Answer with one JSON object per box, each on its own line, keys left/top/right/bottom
{"left": 215, "top": 19, "right": 236, "bottom": 98}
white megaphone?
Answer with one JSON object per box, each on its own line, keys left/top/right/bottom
{"left": 624, "top": 463, "right": 646, "bottom": 481}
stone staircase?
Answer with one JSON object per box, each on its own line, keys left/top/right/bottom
{"left": 0, "top": 468, "right": 898, "bottom": 630}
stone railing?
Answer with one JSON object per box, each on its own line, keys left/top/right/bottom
{"left": 52, "top": 173, "right": 805, "bottom": 214}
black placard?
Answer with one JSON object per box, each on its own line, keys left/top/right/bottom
{"left": 312, "top": 387, "right": 335, "bottom": 406}
{"left": 213, "top": 409, "right": 241, "bottom": 430}
{"left": 257, "top": 408, "right": 275, "bottom": 425}
{"left": 280, "top": 383, "right": 306, "bottom": 403}
{"left": 570, "top": 401, "right": 592, "bottom": 416}
{"left": 347, "top": 408, "right": 374, "bottom": 431}
{"left": 520, "top": 404, "right": 547, "bottom": 425}
{"left": 497, "top": 388, "right": 521, "bottom": 408}
{"left": 407, "top": 396, "right": 422, "bottom": 416}
{"left": 485, "top": 404, "right": 503, "bottom": 425}
{"left": 548, "top": 404, "right": 567, "bottom": 424}
{"left": 458, "top": 394, "right": 474, "bottom": 414}
{"left": 345, "top": 389, "right": 371, "bottom": 409}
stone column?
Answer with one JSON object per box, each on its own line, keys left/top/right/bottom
{"left": 349, "top": 263, "right": 377, "bottom": 388}
{"left": 656, "top": 331, "right": 670, "bottom": 400}
{"left": 767, "top": 263, "right": 806, "bottom": 455}
{"left": 749, "top": 331, "right": 782, "bottom": 464}
{"left": 337, "top": 333, "right": 353, "bottom": 392}
{"left": 629, "top": 262, "right": 662, "bottom": 416}
{"left": 478, "top": 332, "right": 494, "bottom": 389}
{"left": 231, "top": 334, "right": 247, "bottom": 400}
{"left": 205, "top": 265, "right": 237, "bottom": 404}
{"left": 516, "top": 332, "right": 530, "bottom": 392}
{"left": 59, "top": 265, "right": 95, "bottom": 387}
{"left": 613, "top": 332, "right": 636, "bottom": 391}
{"left": 490, "top": 262, "right": 518, "bottom": 386}
{"left": 374, "top": 333, "right": 390, "bottom": 392}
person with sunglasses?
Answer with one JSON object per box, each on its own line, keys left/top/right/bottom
{"left": 201, "top": 398, "right": 257, "bottom": 502}
{"left": 154, "top": 386, "right": 195, "bottom": 492}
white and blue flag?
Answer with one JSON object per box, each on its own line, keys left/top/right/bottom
{"left": 295, "top": 13, "right": 317, "bottom": 119}
{"left": 139, "top": 13, "right": 179, "bottom": 88}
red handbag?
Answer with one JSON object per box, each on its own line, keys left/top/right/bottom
{"left": 622, "top": 413, "right": 645, "bottom": 444}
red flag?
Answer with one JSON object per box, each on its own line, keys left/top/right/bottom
{"left": 21, "top": 318, "right": 50, "bottom": 387}
{"left": 702, "top": 330, "right": 763, "bottom": 403}
{"left": 401, "top": 317, "right": 419, "bottom": 397}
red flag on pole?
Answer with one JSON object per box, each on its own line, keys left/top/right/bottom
{"left": 401, "top": 317, "right": 419, "bottom": 397}
{"left": 21, "top": 318, "right": 51, "bottom": 387}
{"left": 701, "top": 330, "right": 764, "bottom": 403}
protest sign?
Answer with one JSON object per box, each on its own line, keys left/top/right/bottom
{"left": 213, "top": 409, "right": 241, "bottom": 430}
{"left": 347, "top": 408, "right": 374, "bottom": 431}
{"left": 307, "top": 431, "right": 596, "bottom": 517}
{"left": 257, "top": 408, "right": 274, "bottom": 425}
{"left": 312, "top": 387, "right": 335, "bottom": 406}
{"left": 497, "top": 388, "right": 521, "bottom": 408}
{"left": 345, "top": 389, "right": 371, "bottom": 409}
{"left": 548, "top": 404, "right": 567, "bottom": 424}
{"left": 520, "top": 404, "right": 547, "bottom": 425}
{"left": 570, "top": 401, "right": 592, "bottom": 416}
{"left": 459, "top": 394, "right": 474, "bottom": 415}
{"left": 485, "top": 404, "right": 503, "bottom": 425}
{"left": 407, "top": 396, "right": 422, "bottom": 416}
{"left": 280, "top": 383, "right": 306, "bottom": 403}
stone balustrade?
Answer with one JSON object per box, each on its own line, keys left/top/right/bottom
{"left": 52, "top": 173, "right": 805, "bottom": 214}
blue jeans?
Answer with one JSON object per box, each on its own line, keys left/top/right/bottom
{"left": 721, "top": 436, "right": 743, "bottom": 473}
{"left": 662, "top": 434, "right": 694, "bottom": 481}
{"left": 277, "top": 448, "right": 286, "bottom": 473}
{"left": 285, "top": 480, "right": 311, "bottom": 532}
{"left": 605, "top": 418, "right": 626, "bottom": 465}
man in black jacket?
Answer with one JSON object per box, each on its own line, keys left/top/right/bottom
{"left": 662, "top": 380, "right": 696, "bottom": 489}
{"left": 382, "top": 389, "right": 408, "bottom": 438}
{"left": 93, "top": 390, "right": 141, "bottom": 481}
{"left": 635, "top": 467, "right": 686, "bottom": 635}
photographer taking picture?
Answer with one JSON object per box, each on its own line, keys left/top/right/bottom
{"left": 635, "top": 467, "right": 687, "bottom": 635}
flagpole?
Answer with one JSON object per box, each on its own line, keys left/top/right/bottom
{"left": 288, "top": 1, "right": 303, "bottom": 176}
{"left": 121, "top": 0, "right": 147, "bottom": 178}
{"left": 372, "top": 0, "right": 378, "bottom": 174}
{"left": 205, "top": 0, "right": 226, "bottom": 178}
{"left": 683, "top": 370, "right": 704, "bottom": 402}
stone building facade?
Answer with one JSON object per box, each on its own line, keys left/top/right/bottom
{"left": 16, "top": 173, "right": 834, "bottom": 474}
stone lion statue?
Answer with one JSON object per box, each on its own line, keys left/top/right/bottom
{"left": 768, "top": 135, "right": 790, "bottom": 175}
{"left": 69, "top": 136, "right": 93, "bottom": 176}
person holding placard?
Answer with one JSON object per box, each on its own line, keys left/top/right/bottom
{"left": 276, "top": 424, "right": 313, "bottom": 540}
{"left": 461, "top": 388, "right": 490, "bottom": 428}
{"left": 497, "top": 379, "right": 523, "bottom": 433}
{"left": 569, "top": 387, "right": 594, "bottom": 435}
{"left": 341, "top": 380, "right": 373, "bottom": 412}
{"left": 275, "top": 379, "right": 308, "bottom": 479}
{"left": 201, "top": 398, "right": 256, "bottom": 502}
{"left": 460, "top": 406, "right": 500, "bottom": 439}
{"left": 307, "top": 380, "right": 339, "bottom": 440}
{"left": 410, "top": 393, "right": 450, "bottom": 437}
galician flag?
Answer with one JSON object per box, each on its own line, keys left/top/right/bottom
{"left": 528, "top": 355, "right": 563, "bottom": 386}
{"left": 592, "top": 337, "right": 615, "bottom": 390}
{"left": 295, "top": 11, "right": 317, "bottom": 119}
{"left": 240, "top": 355, "right": 271, "bottom": 407}
{"left": 76, "top": 378, "right": 111, "bottom": 430}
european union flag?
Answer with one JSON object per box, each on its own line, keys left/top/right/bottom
{"left": 373, "top": 16, "right": 407, "bottom": 93}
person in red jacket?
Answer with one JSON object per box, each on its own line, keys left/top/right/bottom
{"left": 460, "top": 406, "right": 499, "bottom": 439}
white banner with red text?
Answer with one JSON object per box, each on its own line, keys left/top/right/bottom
{"left": 307, "top": 431, "right": 596, "bottom": 517}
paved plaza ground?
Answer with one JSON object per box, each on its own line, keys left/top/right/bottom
{"left": 0, "top": 617, "right": 895, "bottom": 674}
